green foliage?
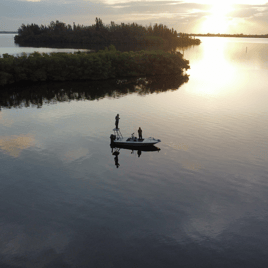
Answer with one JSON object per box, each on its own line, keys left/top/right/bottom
{"left": 0, "top": 49, "right": 190, "bottom": 87}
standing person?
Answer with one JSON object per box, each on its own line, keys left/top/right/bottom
{"left": 115, "top": 114, "right": 120, "bottom": 129}
{"left": 138, "top": 127, "right": 142, "bottom": 140}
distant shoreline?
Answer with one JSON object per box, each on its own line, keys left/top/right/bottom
{"left": 2, "top": 31, "right": 268, "bottom": 38}
{"left": 0, "top": 31, "right": 18, "bottom": 34}
{"left": 187, "top": 34, "right": 268, "bottom": 38}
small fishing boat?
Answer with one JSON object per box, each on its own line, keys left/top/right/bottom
{"left": 110, "top": 128, "right": 161, "bottom": 147}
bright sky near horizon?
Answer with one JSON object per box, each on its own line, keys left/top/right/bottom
{"left": 1, "top": 0, "right": 268, "bottom": 34}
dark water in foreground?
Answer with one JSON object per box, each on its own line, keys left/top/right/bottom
{"left": 1, "top": 37, "right": 268, "bottom": 267}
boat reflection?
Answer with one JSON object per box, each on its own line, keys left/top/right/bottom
{"left": 111, "top": 144, "right": 160, "bottom": 168}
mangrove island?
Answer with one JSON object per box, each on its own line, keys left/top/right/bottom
{"left": 0, "top": 46, "right": 190, "bottom": 87}
{"left": 14, "top": 19, "right": 200, "bottom": 48}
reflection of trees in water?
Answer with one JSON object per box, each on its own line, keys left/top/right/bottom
{"left": 0, "top": 75, "right": 188, "bottom": 109}
{"left": 18, "top": 43, "right": 198, "bottom": 53}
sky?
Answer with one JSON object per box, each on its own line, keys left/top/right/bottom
{"left": 1, "top": 0, "right": 268, "bottom": 34}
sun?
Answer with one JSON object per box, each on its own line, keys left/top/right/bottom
{"left": 201, "top": 3, "right": 233, "bottom": 34}
{"left": 210, "top": 3, "right": 232, "bottom": 16}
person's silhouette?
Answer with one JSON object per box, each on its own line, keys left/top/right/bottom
{"left": 113, "top": 151, "right": 120, "bottom": 168}
{"left": 114, "top": 155, "right": 120, "bottom": 168}
{"left": 115, "top": 114, "right": 120, "bottom": 129}
{"left": 138, "top": 127, "right": 142, "bottom": 140}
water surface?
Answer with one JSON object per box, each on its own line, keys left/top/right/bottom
{"left": 0, "top": 37, "right": 268, "bottom": 268}
{"left": 0, "top": 34, "right": 88, "bottom": 55}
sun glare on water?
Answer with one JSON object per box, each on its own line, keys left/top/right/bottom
{"left": 201, "top": 3, "right": 233, "bottom": 34}
{"left": 186, "top": 38, "right": 237, "bottom": 97}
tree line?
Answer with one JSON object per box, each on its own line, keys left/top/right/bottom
{"left": 0, "top": 46, "right": 190, "bottom": 87}
{"left": 14, "top": 18, "right": 200, "bottom": 48}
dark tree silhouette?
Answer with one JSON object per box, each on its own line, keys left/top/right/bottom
{"left": 0, "top": 47, "right": 190, "bottom": 86}
{"left": 14, "top": 19, "right": 201, "bottom": 48}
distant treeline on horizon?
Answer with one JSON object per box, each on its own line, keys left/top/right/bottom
{"left": 0, "top": 31, "right": 18, "bottom": 34}
{"left": 14, "top": 18, "right": 200, "bottom": 48}
{"left": 186, "top": 33, "right": 268, "bottom": 38}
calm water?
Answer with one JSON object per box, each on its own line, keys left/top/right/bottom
{"left": 0, "top": 34, "right": 88, "bottom": 55}
{"left": 1, "top": 37, "right": 268, "bottom": 267}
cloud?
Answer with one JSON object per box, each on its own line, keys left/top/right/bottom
{"left": 0, "top": 221, "right": 72, "bottom": 267}
{"left": 183, "top": 0, "right": 268, "bottom": 4}
{"left": 0, "top": 113, "right": 14, "bottom": 127}
{"left": 21, "top": 0, "right": 41, "bottom": 2}
{"left": 63, "top": 147, "right": 89, "bottom": 163}
{"left": 0, "top": 134, "right": 35, "bottom": 157}
{"left": 229, "top": 4, "right": 268, "bottom": 18}
{"left": 1, "top": 0, "right": 268, "bottom": 33}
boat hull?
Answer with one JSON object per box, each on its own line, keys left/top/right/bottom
{"left": 112, "top": 137, "right": 161, "bottom": 147}
{"left": 111, "top": 144, "right": 160, "bottom": 151}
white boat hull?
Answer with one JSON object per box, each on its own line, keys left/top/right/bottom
{"left": 113, "top": 137, "right": 161, "bottom": 147}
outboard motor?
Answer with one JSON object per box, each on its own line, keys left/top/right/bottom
{"left": 110, "top": 134, "right": 116, "bottom": 145}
